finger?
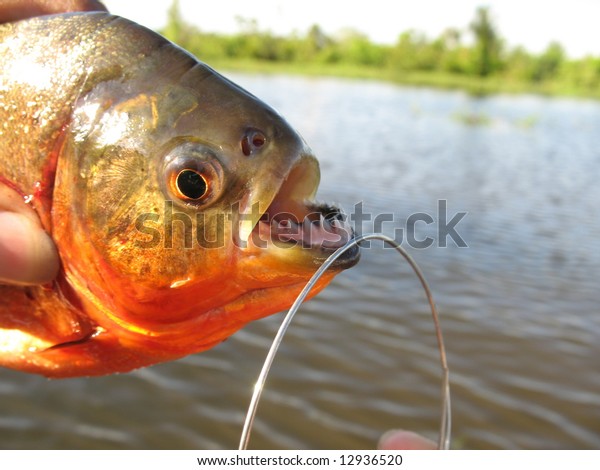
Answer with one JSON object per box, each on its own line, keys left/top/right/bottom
{"left": 0, "top": 182, "right": 41, "bottom": 224}
{"left": 0, "top": 0, "right": 107, "bottom": 23}
{"left": 377, "top": 429, "right": 438, "bottom": 450}
{"left": 0, "top": 185, "right": 59, "bottom": 285}
{"left": 0, "top": 210, "right": 60, "bottom": 285}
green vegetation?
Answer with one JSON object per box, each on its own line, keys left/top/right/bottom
{"left": 161, "top": 1, "right": 600, "bottom": 99}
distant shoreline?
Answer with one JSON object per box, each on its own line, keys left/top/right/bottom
{"left": 162, "top": 2, "right": 600, "bottom": 101}
{"left": 205, "top": 58, "right": 600, "bottom": 100}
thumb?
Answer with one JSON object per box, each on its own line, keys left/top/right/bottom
{"left": 0, "top": 210, "right": 59, "bottom": 285}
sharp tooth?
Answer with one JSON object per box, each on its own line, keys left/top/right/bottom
{"left": 238, "top": 217, "right": 256, "bottom": 244}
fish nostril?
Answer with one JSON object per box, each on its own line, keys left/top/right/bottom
{"left": 252, "top": 132, "right": 266, "bottom": 148}
{"left": 241, "top": 129, "right": 267, "bottom": 156}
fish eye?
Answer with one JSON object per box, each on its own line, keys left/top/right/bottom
{"left": 163, "top": 142, "right": 224, "bottom": 207}
{"left": 176, "top": 169, "right": 208, "bottom": 200}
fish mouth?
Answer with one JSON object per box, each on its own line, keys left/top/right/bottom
{"left": 241, "top": 157, "right": 360, "bottom": 269}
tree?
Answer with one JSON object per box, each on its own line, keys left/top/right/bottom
{"left": 390, "top": 30, "right": 426, "bottom": 71}
{"left": 531, "top": 42, "right": 565, "bottom": 82}
{"left": 163, "top": 0, "right": 184, "bottom": 43}
{"left": 307, "top": 24, "right": 330, "bottom": 52}
{"left": 161, "top": 0, "right": 204, "bottom": 54}
{"left": 439, "top": 28, "right": 469, "bottom": 73}
{"left": 469, "top": 7, "right": 501, "bottom": 76}
{"left": 337, "top": 29, "right": 387, "bottom": 66}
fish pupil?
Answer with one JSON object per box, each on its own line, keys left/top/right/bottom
{"left": 176, "top": 169, "right": 207, "bottom": 200}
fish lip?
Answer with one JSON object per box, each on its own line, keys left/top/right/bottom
{"left": 246, "top": 160, "right": 360, "bottom": 269}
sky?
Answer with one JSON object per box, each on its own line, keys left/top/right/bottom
{"left": 102, "top": 0, "right": 600, "bottom": 58}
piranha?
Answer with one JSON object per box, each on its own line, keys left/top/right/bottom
{"left": 0, "top": 11, "right": 359, "bottom": 378}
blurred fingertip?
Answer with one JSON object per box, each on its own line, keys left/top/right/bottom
{"left": 84, "top": 0, "right": 109, "bottom": 12}
{"left": 378, "top": 429, "right": 438, "bottom": 450}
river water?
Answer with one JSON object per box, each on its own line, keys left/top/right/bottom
{"left": 1, "top": 74, "right": 599, "bottom": 449}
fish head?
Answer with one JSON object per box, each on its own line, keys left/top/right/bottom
{"left": 53, "top": 43, "right": 358, "bottom": 350}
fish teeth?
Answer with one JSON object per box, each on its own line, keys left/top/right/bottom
{"left": 238, "top": 218, "right": 256, "bottom": 245}
{"left": 273, "top": 218, "right": 299, "bottom": 230}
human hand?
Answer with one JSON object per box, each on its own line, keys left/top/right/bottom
{"left": 0, "top": 0, "right": 107, "bottom": 23}
{"left": 0, "top": 185, "right": 59, "bottom": 285}
{"left": 378, "top": 429, "right": 437, "bottom": 450}
{"left": 0, "top": 0, "right": 105, "bottom": 284}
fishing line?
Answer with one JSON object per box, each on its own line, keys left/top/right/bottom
{"left": 239, "top": 233, "right": 451, "bottom": 450}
